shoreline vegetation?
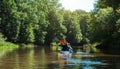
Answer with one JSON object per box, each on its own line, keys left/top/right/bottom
{"left": 0, "top": 42, "right": 19, "bottom": 57}
{"left": 0, "top": 41, "right": 119, "bottom": 55}
{"left": 0, "top": 0, "right": 120, "bottom": 54}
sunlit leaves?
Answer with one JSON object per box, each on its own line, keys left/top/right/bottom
{"left": 89, "top": 7, "right": 116, "bottom": 42}
{"left": 62, "top": 10, "right": 83, "bottom": 44}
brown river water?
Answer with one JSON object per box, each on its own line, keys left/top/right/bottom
{"left": 0, "top": 46, "right": 120, "bottom": 69}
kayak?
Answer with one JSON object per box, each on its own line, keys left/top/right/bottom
{"left": 59, "top": 50, "right": 72, "bottom": 59}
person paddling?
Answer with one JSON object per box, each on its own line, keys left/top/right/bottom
{"left": 60, "top": 40, "right": 73, "bottom": 53}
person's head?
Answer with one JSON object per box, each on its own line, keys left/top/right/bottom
{"left": 60, "top": 39, "right": 65, "bottom": 45}
{"left": 63, "top": 41, "right": 67, "bottom": 45}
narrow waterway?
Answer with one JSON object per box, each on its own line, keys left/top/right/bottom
{"left": 0, "top": 46, "right": 119, "bottom": 69}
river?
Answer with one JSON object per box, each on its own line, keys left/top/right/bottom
{"left": 0, "top": 46, "right": 120, "bottom": 69}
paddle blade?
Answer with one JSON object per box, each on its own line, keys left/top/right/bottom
{"left": 54, "top": 37, "right": 60, "bottom": 41}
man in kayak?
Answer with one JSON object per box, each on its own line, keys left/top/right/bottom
{"left": 60, "top": 40, "right": 73, "bottom": 53}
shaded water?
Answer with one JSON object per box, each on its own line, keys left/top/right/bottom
{"left": 0, "top": 46, "right": 120, "bottom": 69}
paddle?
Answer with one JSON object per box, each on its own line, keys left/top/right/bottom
{"left": 54, "top": 37, "right": 65, "bottom": 44}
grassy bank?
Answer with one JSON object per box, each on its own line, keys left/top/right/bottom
{"left": 0, "top": 42, "right": 19, "bottom": 48}
{"left": 0, "top": 42, "right": 19, "bottom": 57}
{"left": 0, "top": 42, "right": 19, "bottom": 51}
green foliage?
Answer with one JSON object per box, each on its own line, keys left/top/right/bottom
{"left": 90, "top": 0, "right": 120, "bottom": 50}
{"left": 96, "top": 0, "right": 120, "bottom": 10}
{"left": 89, "top": 7, "right": 116, "bottom": 42}
{"left": 116, "top": 19, "right": 120, "bottom": 32}
{"left": 63, "top": 10, "right": 82, "bottom": 44}
{"left": 109, "top": 18, "right": 120, "bottom": 49}
{"left": 0, "top": 0, "right": 85, "bottom": 45}
{"left": 44, "top": 0, "right": 67, "bottom": 45}
{"left": 0, "top": 33, "right": 18, "bottom": 47}
{"left": 0, "top": 0, "right": 119, "bottom": 51}
{"left": 17, "top": 0, "right": 36, "bottom": 44}
{"left": 45, "top": 10, "right": 66, "bottom": 45}
{"left": 18, "top": 22, "right": 34, "bottom": 43}
{"left": 74, "top": 10, "right": 91, "bottom": 43}
{"left": 0, "top": 41, "right": 19, "bottom": 47}
{"left": 0, "top": 33, "right": 6, "bottom": 42}
{"left": 0, "top": 42, "right": 19, "bottom": 58}
{"left": 0, "top": 0, "right": 20, "bottom": 42}
{"left": 34, "top": 29, "right": 47, "bottom": 45}
{"left": 34, "top": 0, "right": 49, "bottom": 45}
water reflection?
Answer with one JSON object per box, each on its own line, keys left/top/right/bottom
{"left": 0, "top": 46, "right": 119, "bottom": 69}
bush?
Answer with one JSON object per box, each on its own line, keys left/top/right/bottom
{"left": 0, "top": 33, "right": 6, "bottom": 42}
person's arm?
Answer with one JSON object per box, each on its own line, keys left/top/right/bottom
{"left": 67, "top": 44, "right": 72, "bottom": 49}
{"left": 69, "top": 45, "right": 72, "bottom": 49}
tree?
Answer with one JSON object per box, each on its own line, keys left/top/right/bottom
{"left": 14, "top": 0, "right": 35, "bottom": 43}
{"left": 44, "top": 0, "right": 66, "bottom": 45}
{"left": 74, "top": 10, "right": 90, "bottom": 43}
{"left": 63, "top": 10, "right": 82, "bottom": 44}
{"left": 0, "top": 0, "right": 20, "bottom": 42}
{"left": 96, "top": 0, "right": 120, "bottom": 10}
{"left": 89, "top": 7, "right": 116, "bottom": 42}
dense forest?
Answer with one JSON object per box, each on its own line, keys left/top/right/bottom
{"left": 0, "top": 0, "right": 120, "bottom": 50}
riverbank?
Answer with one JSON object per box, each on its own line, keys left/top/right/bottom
{"left": 0, "top": 42, "right": 19, "bottom": 48}
{"left": 0, "top": 42, "right": 19, "bottom": 57}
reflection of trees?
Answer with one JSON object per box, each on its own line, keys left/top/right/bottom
{"left": 0, "top": 47, "right": 18, "bottom": 58}
{"left": 0, "top": 47, "right": 47, "bottom": 69}
{"left": 15, "top": 48, "right": 35, "bottom": 69}
{"left": 39, "top": 47, "right": 47, "bottom": 67}
{"left": 15, "top": 47, "right": 48, "bottom": 69}
{"left": 27, "top": 48, "right": 35, "bottom": 69}
{"left": 0, "top": 47, "right": 119, "bottom": 69}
